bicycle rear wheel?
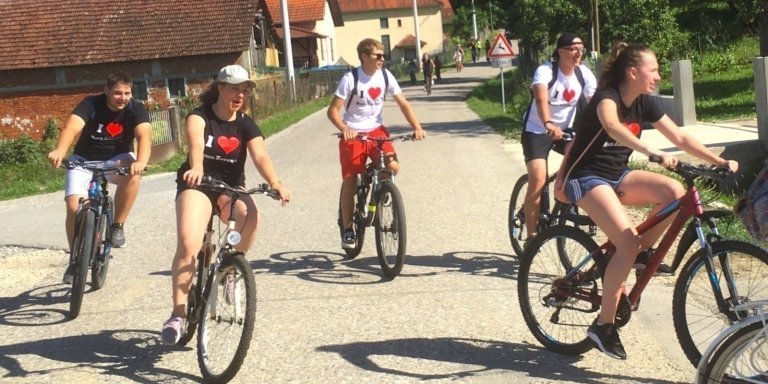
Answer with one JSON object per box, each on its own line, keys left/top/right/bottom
{"left": 375, "top": 182, "right": 406, "bottom": 279}
{"left": 70, "top": 209, "right": 96, "bottom": 319}
{"left": 518, "top": 225, "right": 599, "bottom": 355}
{"left": 198, "top": 252, "right": 256, "bottom": 383}
{"left": 673, "top": 240, "right": 768, "bottom": 367}
{"left": 699, "top": 320, "right": 767, "bottom": 383}
{"left": 508, "top": 175, "right": 530, "bottom": 256}
{"left": 339, "top": 179, "right": 366, "bottom": 258}
{"left": 92, "top": 197, "right": 114, "bottom": 290}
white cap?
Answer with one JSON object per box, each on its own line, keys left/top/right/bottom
{"left": 216, "top": 65, "right": 256, "bottom": 87}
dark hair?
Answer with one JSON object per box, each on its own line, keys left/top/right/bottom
{"left": 198, "top": 83, "right": 221, "bottom": 106}
{"left": 598, "top": 41, "right": 652, "bottom": 89}
{"left": 552, "top": 32, "right": 581, "bottom": 60}
{"left": 106, "top": 72, "right": 133, "bottom": 89}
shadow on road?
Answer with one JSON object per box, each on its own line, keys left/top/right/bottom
{"left": 251, "top": 249, "right": 519, "bottom": 285}
{"left": 317, "top": 336, "right": 685, "bottom": 383}
{"left": 0, "top": 284, "right": 73, "bottom": 326}
{"left": 0, "top": 328, "right": 199, "bottom": 382}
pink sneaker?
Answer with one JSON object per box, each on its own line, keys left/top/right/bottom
{"left": 161, "top": 315, "right": 185, "bottom": 345}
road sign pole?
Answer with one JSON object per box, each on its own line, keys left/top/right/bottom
{"left": 500, "top": 67, "right": 506, "bottom": 113}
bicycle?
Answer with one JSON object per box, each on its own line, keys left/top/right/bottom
{"left": 62, "top": 159, "right": 128, "bottom": 319}
{"left": 175, "top": 176, "right": 279, "bottom": 383}
{"left": 695, "top": 300, "right": 768, "bottom": 383}
{"left": 337, "top": 133, "right": 414, "bottom": 279}
{"left": 518, "top": 158, "right": 768, "bottom": 367}
{"left": 508, "top": 131, "right": 597, "bottom": 257}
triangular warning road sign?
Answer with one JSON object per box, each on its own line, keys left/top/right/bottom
{"left": 488, "top": 33, "right": 515, "bottom": 58}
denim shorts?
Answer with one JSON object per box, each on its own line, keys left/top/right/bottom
{"left": 564, "top": 169, "right": 630, "bottom": 203}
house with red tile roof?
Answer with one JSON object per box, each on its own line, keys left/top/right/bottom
{"left": 0, "top": 0, "right": 276, "bottom": 141}
{"left": 335, "top": 0, "right": 452, "bottom": 65}
{"left": 263, "top": 0, "right": 343, "bottom": 68}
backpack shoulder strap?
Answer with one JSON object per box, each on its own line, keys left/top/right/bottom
{"left": 547, "top": 62, "right": 558, "bottom": 90}
{"left": 345, "top": 67, "right": 360, "bottom": 110}
{"left": 383, "top": 68, "right": 389, "bottom": 101}
{"left": 575, "top": 65, "right": 586, "bottom": 89}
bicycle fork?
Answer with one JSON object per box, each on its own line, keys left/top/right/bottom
{"left": 693, "top": 222, "right": 744, "bottom": 321}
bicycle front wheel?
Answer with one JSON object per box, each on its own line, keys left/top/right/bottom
{"left": 197, "top": 252, "right": 256, "bottom": 383}
{"left": 91, "top": 197, "right": 114, "bottom": 290}
{"left": 375, "top": 182, "right": 406, "bottom": 279}
{"left": 673, "top": 240, "right": 768, "bottom": 367}
{"left": 518, "top": 225, "right": 599, "bottom": 355}
{"left": 70, "top": 209, "right": 96, "bottom": 319}
{"left": 699, "top": 320, "right": 767, "bottom": 383}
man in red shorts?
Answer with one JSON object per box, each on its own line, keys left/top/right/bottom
{"left": 327, "top": 38, "right": 426, "bottom": 249}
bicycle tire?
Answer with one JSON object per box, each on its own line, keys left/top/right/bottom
{"left": 178, "top": 249, "right": 208, "bottom": 346}
{"left": 518, "top": 225, "right": 599, "bottom": 355}
{"left": 375, "top": 182, "right": 407, "bottom": 279}
{"left": 699, "top": 320, "right": 767, "bottom": 383}
{"left": 339, "top": 180, "right": 365, "bottom": 258}
{"left": 508, "top": 175, "right": 531, "bottom": 256}
{"left": 69, "top": 209, "right": 96, "bottom": 319}
{"left": 673, "top": 240, "right": 768, "bottom": 367}
{"left": 198, "top": 253, "right": 256, "bottom": 383}
{"left": 91, "top": 197, "right": 114, "bottom": 290}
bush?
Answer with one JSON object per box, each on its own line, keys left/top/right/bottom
{"left": 0, "top": 136, "right": 45, "bottom": 166}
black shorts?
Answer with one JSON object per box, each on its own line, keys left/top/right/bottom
{"left": 521, "top": 132, "right": 568, "bottom": 162}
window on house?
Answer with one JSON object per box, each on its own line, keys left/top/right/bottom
{"left": 380, "top": 18, "right": 388, "bottom": 29}
{"left": 381, "top": 35, "right": 391, "bottom": 59}
{"left": 397, "top": 19, "right": 402, "bottom": 27}
{"left": 168, "top": 78, "right": 186, "bottom": 98}
{"left": 132, "top": 81, "right": 148, "bottom": 101}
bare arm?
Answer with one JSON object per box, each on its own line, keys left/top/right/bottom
{"left": 392, "top": 93, "right": 425, "bottom": 140}
{"left": 131, "top": 122, "right": 152, "bottom": 175}
{"left": 596, "top": 98, "right": 674, "bottom": 165}
{"left": 247, "top": 137, "right": 291, "bottom": 205}
{"left": 326, "top": 96, "right": 355, "bottom": 140}
{"left": 652, "top": 115, "right": 737, "bottom": 171}
{"left": 181, "top": 114, "right": 206, "bottom": 187}
{"left": 47, "top": 114, "right": 85, "bottom": 168}
{"left": 532, "top": 83, "right": 562, "bottom": 139}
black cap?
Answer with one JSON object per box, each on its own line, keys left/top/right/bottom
{"left": 556, "top": 33, "right": 581, "bottom": 49}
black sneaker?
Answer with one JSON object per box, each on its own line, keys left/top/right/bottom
{"left": 110, "top": 224, "right": 126, "bottom": 248}
{"left": 62, "top": 264, "right": 75, "bottom": 284}
{"left": 341, "top": 228, "right": 356, "bottom": 249}
{"left": 587, "top": 320, "right": 627, "bottom": 360}
{"left": 633, "top": 249, "right": 672, "bottom": 276}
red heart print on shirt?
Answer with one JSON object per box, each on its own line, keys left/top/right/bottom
{"left": 368, "top": 87, "right": 382, "bottom": 100}
{"left": 623, "top": 122, "right": 641, "bottom": 136}
{"left": 105, "top": 122, "right": 123, "bottom": 137}
{"left": 217, "top": 136, "right": 240, "bottom": 154}
{"left": 562, "top": 89, "right": 575, "bottom": 102}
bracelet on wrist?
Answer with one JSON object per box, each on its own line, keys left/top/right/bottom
{"left": 545, "top": 120, "right": 555, "bottom": 126}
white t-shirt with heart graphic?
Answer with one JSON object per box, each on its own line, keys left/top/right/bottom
{"left": 334, "top": 67, "right": 401, "bottom": 132}
{"left": 524, "top": 62, "right": 597, "bottom": 134}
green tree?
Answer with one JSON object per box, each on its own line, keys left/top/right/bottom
{"left": 730, "top": 0, "right": 768, "bottom": 55}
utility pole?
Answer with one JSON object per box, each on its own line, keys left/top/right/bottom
{"left": 280, "top": 0, "right": 295, "bottom": 100}
{"left": 413, "top": 0, "right": 422, "bottom": 67}
{"left": 592, "top": 0, "right": 600, "bottom": 57}
{"left": 471, "top": 0, "right": 478, "bottom": 41}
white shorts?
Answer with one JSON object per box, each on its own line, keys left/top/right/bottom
{"left": 64, "top": 153, "right": 136, "bottom": 198}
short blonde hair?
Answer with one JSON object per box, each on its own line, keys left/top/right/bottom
{"left": 356, "top": 38, "right": 384, "bottom": 62}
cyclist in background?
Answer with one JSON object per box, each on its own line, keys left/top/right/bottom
{"left": 557, "top": 42, "right": 737, "bottom": 360}
{"left": 326, "top": 38, "right": 425, "bottom": 250}
{"left": 521, "top": 33, "right": 596, "bottom": 247}
{"left": 161, "top": 64, "right": 291, "bottom": 345}
{"left": 47, "top": 72, "right": 152, "bottom": 283}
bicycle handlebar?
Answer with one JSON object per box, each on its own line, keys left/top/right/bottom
{"left": 199, "top": 176, "right": 281, "bottom": 200}
{"left": 336, "top": 133, "right": 416, "bottom": 142}
{"left": 62, "top": 159, "right": 131, "bottom": 176}
{"left": 649, "top": 155, "right": 734, "bottom": 182}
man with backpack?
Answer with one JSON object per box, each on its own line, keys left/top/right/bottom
{"left": 326, "top": 38, "right": 426, "bottom": 249}
{"left": 519, "top": 32, "right": 597, "bottom": 246}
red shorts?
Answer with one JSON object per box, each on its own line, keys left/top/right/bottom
{"left": 339, "top": 126, "right": 395, "bottom": 179}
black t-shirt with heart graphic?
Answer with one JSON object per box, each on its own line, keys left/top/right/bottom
{"left": 177, "top": 104, "right": 263, "bottom": 187}
{"left": 564, "top": 85, "right": 664, "bottom": 180}
{"left": 72, "top": 94, "right": 150, "bottom": 160}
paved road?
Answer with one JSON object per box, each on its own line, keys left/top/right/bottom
{"left": 1, "top": 62, "right": 698, "bottom": 383}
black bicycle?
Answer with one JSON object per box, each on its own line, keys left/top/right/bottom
{"left": 62, "top": 159, "right": 126, "bottom": 319}
{"left": 508, "top": 131, "right": 597, "bottom": 256}
{"left": 337, "top": 133, "right": 413, "bottom": 279}
{"left": 175, "top": 176, "right": 279, "bottom": 383}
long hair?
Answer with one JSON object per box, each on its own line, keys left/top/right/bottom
{"left": 598, "top": 41, "right": 652, "bottom": 89}
{"left": 198, "top": 82, "right": 221, "bottom": 107}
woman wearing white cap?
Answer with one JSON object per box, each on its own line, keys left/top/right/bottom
{"left": 161, "top": 64, "right": 291, "bottom": 344}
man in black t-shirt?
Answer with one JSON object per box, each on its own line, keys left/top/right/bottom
{"left": 48, "top": 72, "right": 152, "bottom": 283}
